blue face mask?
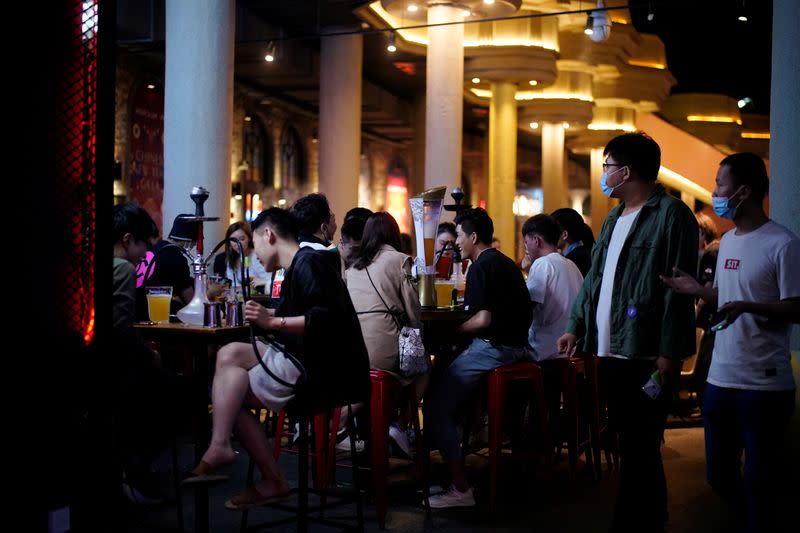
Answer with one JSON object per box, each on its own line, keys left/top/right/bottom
{"left": 712, "top": 187, "right": 743, "bottom": 220}
{"left": 600, "top": 166, "right": 626, "bottom": 197}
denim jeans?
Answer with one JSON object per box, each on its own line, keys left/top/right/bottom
{"left": 703, "top": 383, "right": 795, "bottom": 533}
{"left": 423, "top": 338, "right": 527, "bottom": 462}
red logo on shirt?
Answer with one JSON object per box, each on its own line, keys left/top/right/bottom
{"left": 724, "top": 259, "right": 740, "bottom": 270}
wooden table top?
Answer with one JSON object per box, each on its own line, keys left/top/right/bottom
{"left": 421, "top": 304, "right": 468, "bottom": 322}
{"left": 134, "top": 321, "right": 250, "bottom": 341}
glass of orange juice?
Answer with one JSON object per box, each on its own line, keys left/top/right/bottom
{"left": 146, "top": 286, "right": 172, "bottom": 323}
{"left": 434, "top": 280, "right": 456, "bottom": 308}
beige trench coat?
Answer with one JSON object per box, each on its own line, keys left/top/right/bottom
{"left": 347, "top": 245, "right": 422, "bottom": 385}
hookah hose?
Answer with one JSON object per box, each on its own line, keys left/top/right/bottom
{"left": 248, "top": 324, "right": 307, "bottom": 390}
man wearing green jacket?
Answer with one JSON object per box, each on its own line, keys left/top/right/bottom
{"left": 557, "top": 132, "right": 698, "bottom": 532}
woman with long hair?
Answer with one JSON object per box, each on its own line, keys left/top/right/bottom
{"left": 551, "top": 208, "right": 595, "bottom": 277}
{"left": 212, "top": 221, "right": 271, "bottom": 291}
{"left": 347, "top": 212, "right": 426, "bottom": 456}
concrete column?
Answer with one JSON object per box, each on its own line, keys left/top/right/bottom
{"left": 487, "top": 81, "right": 517, "bottom": 257}
{"left": 164, "top": 0, "right": 234, "bottom": 245}
{"left": 680, "top": 191, "right": 695, "bottom": 210}
{"left": 318, "top": 32, "right": 363, "bottom": 224}
{"left": 411, "top": 89, "right": 427, "bottom": 196}
{"left": 589, "top": 148, "right": 606, "bottom": 236}
{"left": 542, "top": 122, "right": 566, "bottom": 214}
{"left": 770, "top": 0, "right": 800, "bottom": 352}
{"left": 424, "top": 4, "right": 464, "bottom": 193}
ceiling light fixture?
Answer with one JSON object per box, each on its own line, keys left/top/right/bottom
{"left": 407, "top": 3, "right": 418, "bottom": 12}
{"left": 484, "top": 0, "right": 495, "bottom": 5}
{"left": 529, "top": 122, "right": 539, "bottom": 129}
{"left": 529, "top": 80, "right": 538, "bottom": 86}
{"left": 584, "top": 14, "right": 594, "bottom": 35}
{"left": 264, "top": 41, "right": 276, "bottom": 62}
{"left": 589, "top": 0, "right": 611, "bottom": 42}
{"left": 472, "top": 77, "right": 481, "bottom": 83}
{"left": 387, "top": 31, "right": 397, "bottom": 52}
{"left": 737, "top": 0, "right": 748, "bottom": 22}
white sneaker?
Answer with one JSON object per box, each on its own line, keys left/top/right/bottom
{"left": 427, "top": 484, "right": 475, "bottom": 508}
{"left": 389, "top": 423, "right": 413, "bottom": 458}
{"left": 335, "top": 433, "right": 365, "bottom": 454}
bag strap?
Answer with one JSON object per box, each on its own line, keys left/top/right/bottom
{"left": 364, "top": 266, "right": 402, "bottom": 330}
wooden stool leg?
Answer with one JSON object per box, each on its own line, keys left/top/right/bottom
{"left": 273, "top": 410, "right": 286, "bottom": 461}
{"left": 298, "top": 415, "right": 309, "bottom": 533}
{"left": 370, "top": 378, "right": 391, "bottom": 529}
{"left": 562, "top": 368, "right": 579, "bottom": 479}
{"left": 408, "top": 390, "right": 431, "bottom": 520}
{"left": 531, "top": 372, "right": 552, "bottom": 468}
{"left": 487, "top": 372, "right": 506, "bottom": 513}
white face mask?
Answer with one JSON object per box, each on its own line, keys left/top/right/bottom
{"left": 600, "top": 165, "right": 627, "bottom": 197}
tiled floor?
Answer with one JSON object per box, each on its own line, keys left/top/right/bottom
{"left": 122, "top": 395, "right": 800, "bottom": 532}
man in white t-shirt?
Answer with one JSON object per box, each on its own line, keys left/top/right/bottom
{"left": 662, "top": 153, "right": 800, "bottom": 533}
{"left": 521, "top": 214, "right": 584, "bottom": 361}
{"left": 558, "top": 132, "right": 698, "bottom": 533}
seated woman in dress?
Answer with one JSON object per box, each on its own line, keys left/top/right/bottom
{"left": 347, "top": 212, "right": 427, "bottom": 455}
{"left": 212, "top": 221, "right": 271, "bottom": 293}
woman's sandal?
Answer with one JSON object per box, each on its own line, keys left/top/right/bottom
{"left": 224, "top": 485, "right": 290, "bottom": 510}
{"left": 180, "top": 460, "right": 230, "bottom": 486}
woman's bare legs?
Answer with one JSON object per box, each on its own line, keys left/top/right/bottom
{"left": 234, "top": 395, "right": 289, "bottom": 497}
{"left": 196, "top": 342, "right": 258, "bottom": 469}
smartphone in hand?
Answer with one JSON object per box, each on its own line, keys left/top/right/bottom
{"left": 710, "top": 317, "right": 730, "bottom": 332}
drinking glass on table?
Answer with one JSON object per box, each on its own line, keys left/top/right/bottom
{"left": 434, "top": 279, "right": 456, "bottom": 308}
{"left": 146, "top": 286, "right": 172, "bottom": 323}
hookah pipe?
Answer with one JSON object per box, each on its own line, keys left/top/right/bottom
{"left": 202, "top": 231, "right": 304, "bottom": 387}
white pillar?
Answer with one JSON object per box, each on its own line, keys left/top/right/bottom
{"left": 487, "top": 81, "right": 517, "bottom": 256}
{"left": 424, "top": 4, "right": 464, "bottom": 193}
{"left": 164, "top": 0, "right": 234, "bottom": 246}
{"left": 318, "top": 32, "right": 363, "bottom": 224}
{"left": 680, "top": 191, "right": 695, "bottom": 210}
{"left": 541, "top": 122, "right": 566, "bottom": 214}
{"left": 412, "top": 89, "right": 427, "bottom": 196}
{"left": 770, "top": 0, "right": 800, "bottom": 350}
{"left": 589, "top": 148, "right": 606, "bottom": 236}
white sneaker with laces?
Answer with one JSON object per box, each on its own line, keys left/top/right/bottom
{"left": 389, "top": 422, "right": 413, "bottom": 458}
{"left": 427, "top": 484, "right": 475, "bottom": 508}
{"left": 335, "top": 435, "right": 365, "bottom": 453}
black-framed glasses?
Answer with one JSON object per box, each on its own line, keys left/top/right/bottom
{"left": 602, "top": 162, "right": 625, "bottom": 170}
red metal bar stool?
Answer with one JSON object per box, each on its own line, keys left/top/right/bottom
{"left": 573, "top": 352, "right": 616, "bottom": 475}
{"left": 486, "top": 361, "right": 552, "bottom": 513}
{"left": 538, "top": 356, "right": 599, "bottom": 481}
{"left": 364, "top": 369, "right": 431, "bottom": 529}
{"left": 242, "top": 404, "right": 364, "bottom": 533}
{"left": 272, "top": 407, "right": 342, "bottom": 490}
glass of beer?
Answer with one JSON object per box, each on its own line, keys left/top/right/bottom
{"left": 434, "top": 279, "right": 456, "bottom": 308}
{"left": 146, "top": 286, "right": 172, "bottom": 323}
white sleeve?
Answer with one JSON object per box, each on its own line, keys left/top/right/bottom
{"left": 527, "top": 259, "right": 550, "bottom": 305}
{"left": 776, "top": 237, "right": 800, "bottom": 300}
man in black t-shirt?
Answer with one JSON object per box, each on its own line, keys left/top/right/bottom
{"left": 424, "top": 208, "right": 532, "bottom": 509}
{"left": 136, "top": 214, "right": 198, "bottom": 319}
